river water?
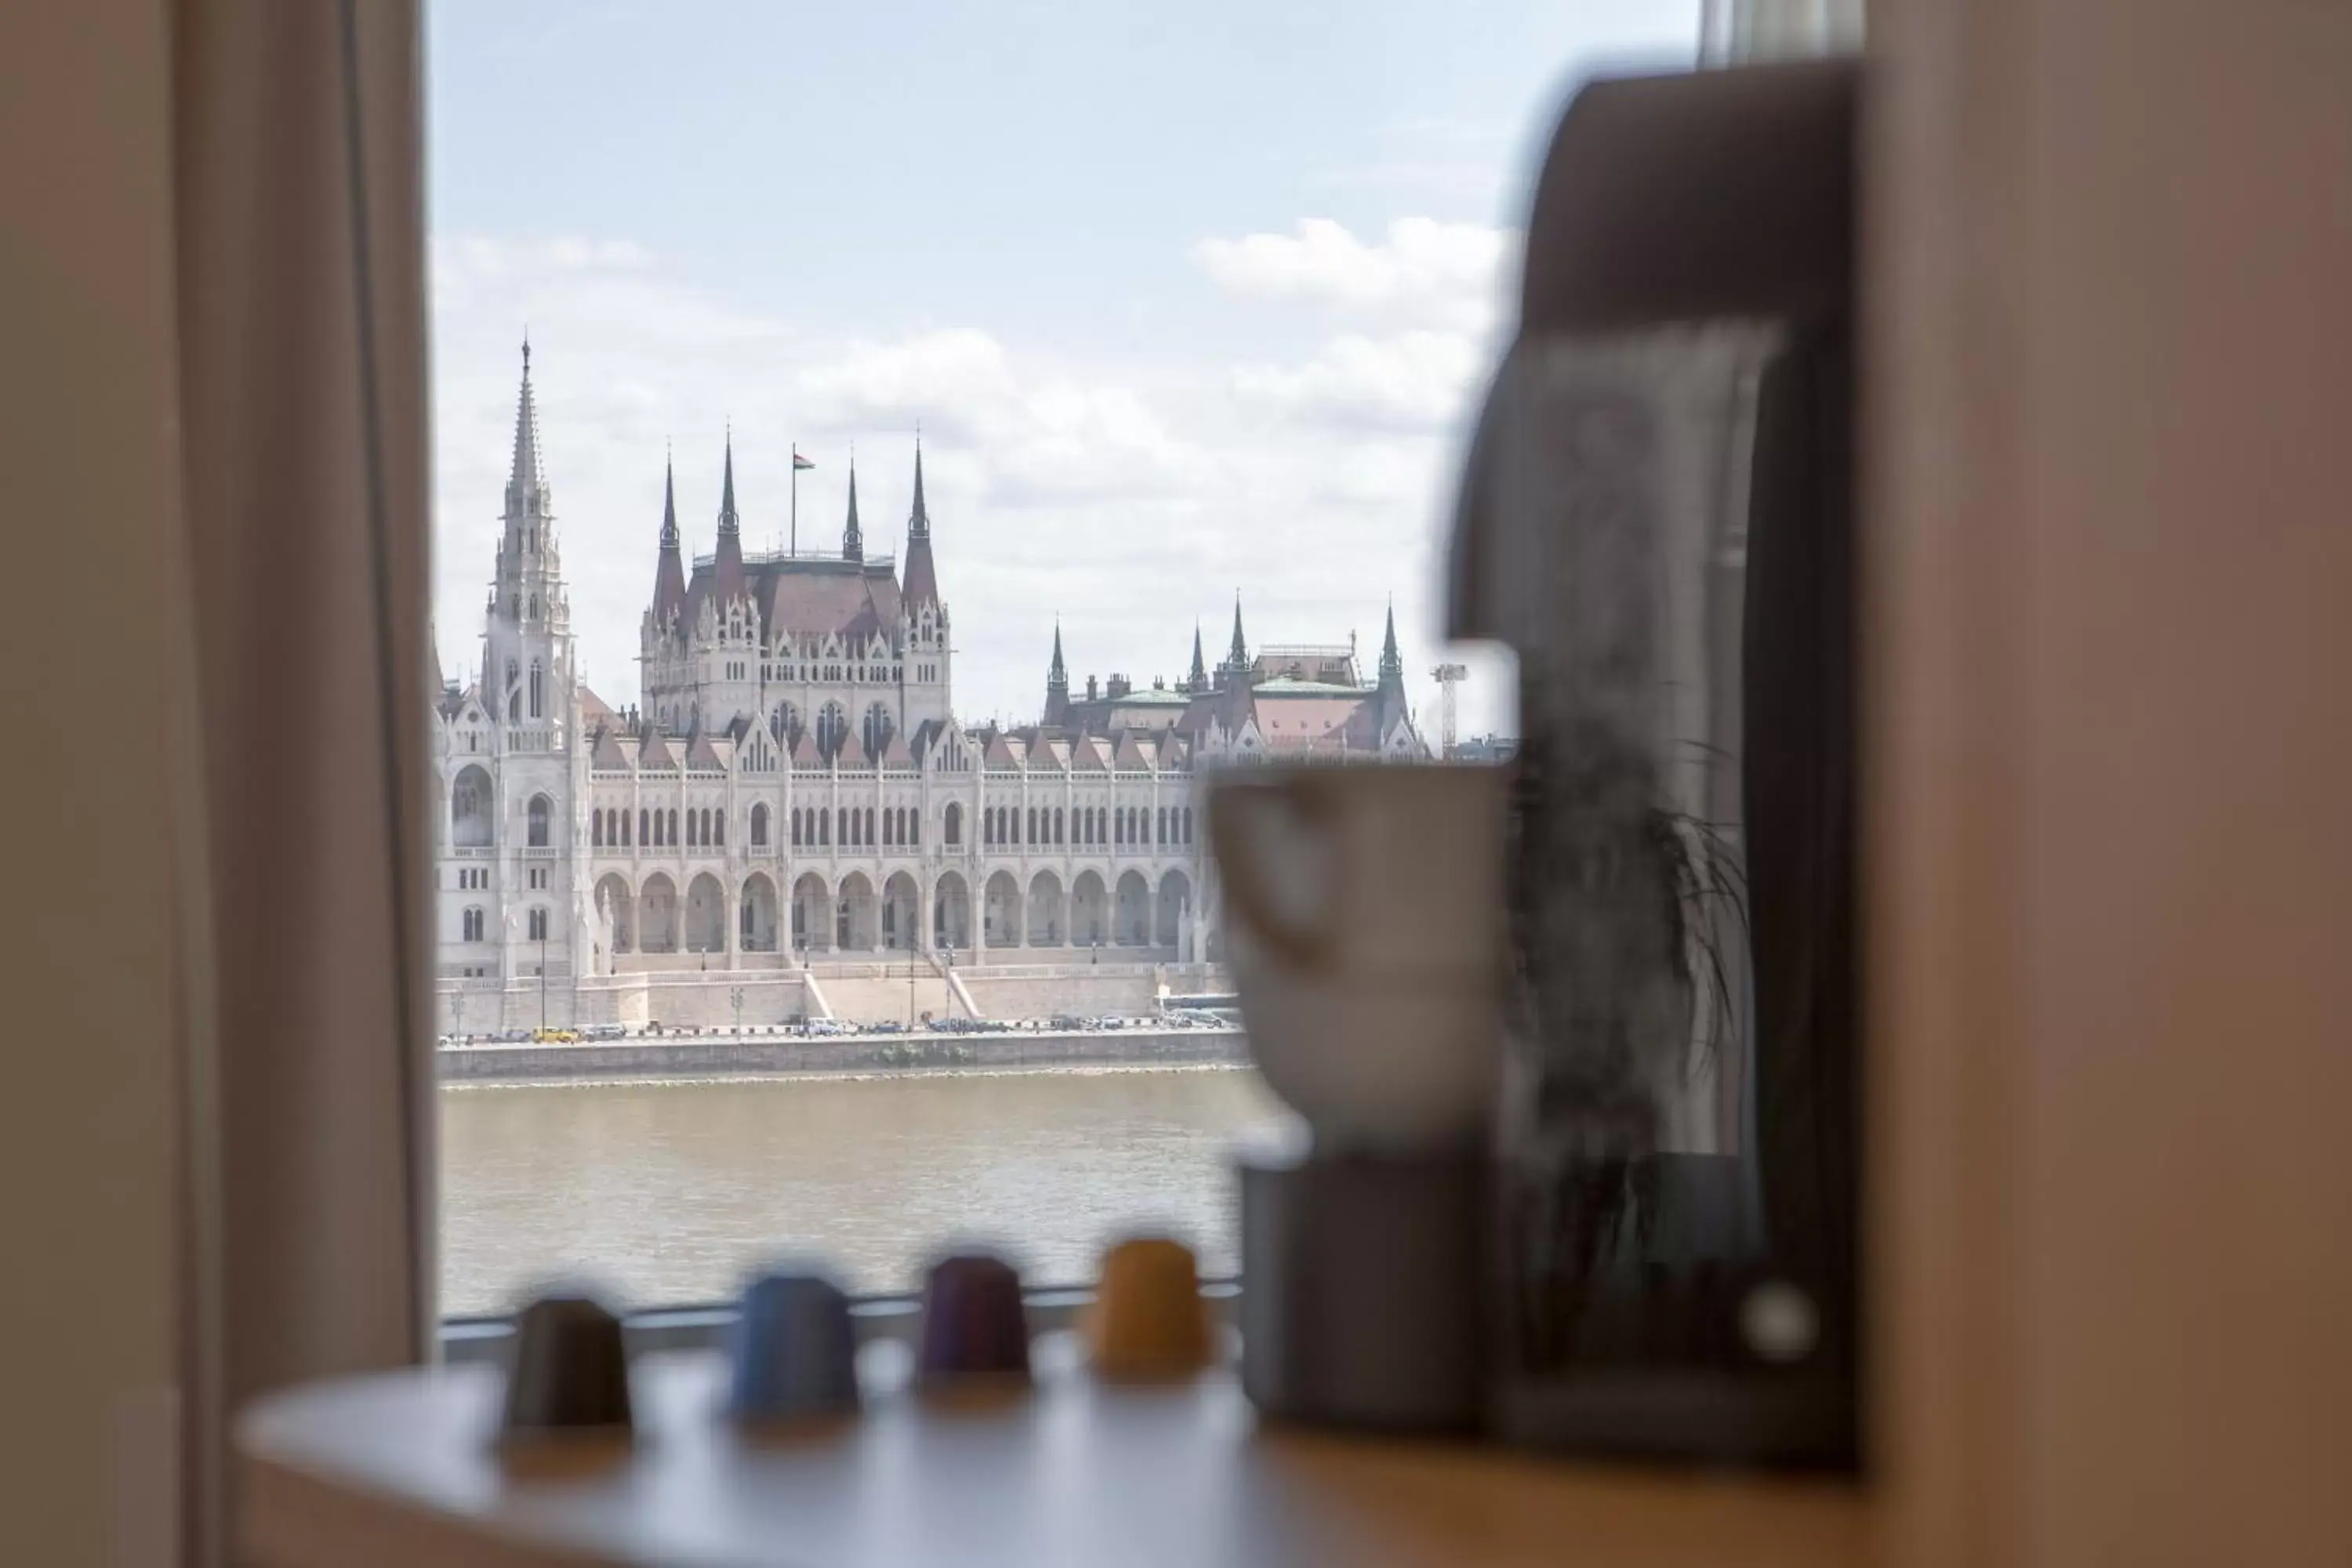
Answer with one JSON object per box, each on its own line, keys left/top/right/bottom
{"left": 438, "top": 1065, "right": 1295, "bottom": 1316}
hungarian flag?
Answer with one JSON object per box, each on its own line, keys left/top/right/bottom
{"left": 793, "top": 452, "right": 815, "bottom": 471}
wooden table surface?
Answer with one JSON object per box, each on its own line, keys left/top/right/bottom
{"left": 237, "top": 1334, "right": 1868, "bottom": 1567}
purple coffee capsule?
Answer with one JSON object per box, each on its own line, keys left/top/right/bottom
{"left": 916, "top": 1251, "right": 1032, "bottom": 1388}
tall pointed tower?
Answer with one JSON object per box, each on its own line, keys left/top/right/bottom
{"left": 1214, "top": 596, "right": 1250, "bottom": 692}
{"left": 482, "top": 338, "right": 572, "bottom": 731}
{"left": 470, "top": 337, "right": 579, "bottom": 988}
{"left": 638, "top": 451, "right": 691, "bottom": 728}
{"left": 1044, "top": 622, "right": 1070, "bottom": 727}
{"left": 1185, "top": 623, "right": 1208, "bottom": 696}
{"left": 902, "top": 437, "right": 940, "bottom": 613}
{"left": 691, "top": 429, "right": 761, "bottom": 733}
{"left": 842, "top": 457, "right": 864, "bottom": 562}
{"left": 898, "top": 437, "right": 953, "bottom": 735}
{"left": 712, "top": 430, "right": 750, "bottom": 615}
{"left": 1377, "top": 601, "right": 1405, "bottom": 696}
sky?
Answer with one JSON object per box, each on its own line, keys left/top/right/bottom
{"left": 426, "top": 0, "right": 1702, "bottom": 737}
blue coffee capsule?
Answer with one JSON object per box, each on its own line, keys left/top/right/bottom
{"left": 728, "top": 1271, "right": 861, "bottom": 1425}
{"left": 917, "top": 1251, "right": 1032, "bottom": 1388}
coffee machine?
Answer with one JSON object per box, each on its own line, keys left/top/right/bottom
{"left": 1218, "top": 60, "right": 1862, "bottom": 1471}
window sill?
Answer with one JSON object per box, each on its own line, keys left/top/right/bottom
{"left": 245, "top": 1330, "right": 1867, "bottom": 1568}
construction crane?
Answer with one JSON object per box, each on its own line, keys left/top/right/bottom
{"left": 1431, "top": 663, "right": 1468, "bottom": 760}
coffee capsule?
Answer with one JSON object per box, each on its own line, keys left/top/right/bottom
{"left": 728, "top": 1271, "right": 862, "bottom": 1425}
{"left": 916, "top": 1251, "right": 1031, "bottom": 1388}
{"left": 1087, "top": 1236, "right": 1214, "bottom": 1381}
{"left": 500, "top": 1292, "right": 633, "bottom": 1439}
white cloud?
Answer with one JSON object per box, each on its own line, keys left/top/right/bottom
{"left": 1192, "top": 216, "right": 1512, "bottom": 334}
{"left": 1230, "top": 330, "right": 1486, "bottom": 435}
{"left": 428, "top": 230, "right": 1517, "bottom": 741}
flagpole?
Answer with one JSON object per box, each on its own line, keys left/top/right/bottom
{"left": 790, "top": 442, "right": 798, "bottom": 555}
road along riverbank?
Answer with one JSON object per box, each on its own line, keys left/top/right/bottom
{"left": 437, "top": 1026, "right": 1249, "bottom": 1086}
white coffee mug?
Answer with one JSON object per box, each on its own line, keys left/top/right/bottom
{"left": 1209, "top": 763, "right": 1508, "bottom": 1152}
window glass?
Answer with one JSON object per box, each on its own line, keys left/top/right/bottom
{"left": 426, "top": 0, "right": 1693, "bottom": 1314}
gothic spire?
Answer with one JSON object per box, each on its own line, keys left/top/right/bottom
{"left": 1187, "top": 622, "right": 1207, "bottom": 694}
{"left": 659, "top": 449, "right": 680, "bottom": 550}
{"left": 908, "top": 433, "right": 931, "bottom": 543}
{"left": 842, "top": 456, "right": 863, "bottom": 562}
{"left": 1044, "top": 620, "right": 1070, "bottom": 726}
{"left": 652, "top": 450, "right": 687, "bottom": 629}
{"left": 1378, "top": 598, "right": 1403, "bottom": 684}
{"left": 712, "top": 428, "right": 748, "bottom": 610}
{"left": 717, "top": 426, "right": 741, "bottom": 538}
{"left": 504, "top": 336, "right": 550, "bottom": 519}
{"left": 1227, "top": 594, "right": 1249, "bottom": 670}
{"left": 902, "top": 435, "right": 942, "bottom": 613}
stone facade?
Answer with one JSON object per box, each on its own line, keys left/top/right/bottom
{"left": 430, "top": 345, "right": 1427, "bottom": 992}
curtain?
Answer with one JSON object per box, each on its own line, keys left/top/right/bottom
{"left": 171, "top": 2, "right": 433, "bottom": 1563}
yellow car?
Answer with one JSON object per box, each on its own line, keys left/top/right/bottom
{"left": 530, "top": 1027, "right": 579, "bottom": 1044}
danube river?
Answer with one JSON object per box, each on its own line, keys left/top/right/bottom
{"left": 438, "top": 1065, "right": 1294, "bottom": 1316}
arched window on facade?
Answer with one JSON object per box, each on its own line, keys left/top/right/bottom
{"left": 462, "top": 907, "right": 483, "bottom": 942}
{"left": 1055, "top": 807, "right": 1065, "bottom": 845}
{"left": 592, "top": 811, "right": 604, "bottom": 848}
{"left": 818, "top": 810, "right": 829, "bottom": 847}
{"left": 910, "top": 810, "right": 920, "bottom": 847}
{"left": 791, "top": 808, "right": 803, "bottom": 847}
{"left": 862, "top": 702, "right": 895, "bottom": 760}
{"left": 816, "top": 702, "right": 849, "bottom": 760}
{"left": 668, "top": 809, "right": 679, "bottom": 845}
{"left": 714, "top": 809, "right": 724, "bottom": 847}
{"left": 505, "top": 659, "right": 520, "bottom": 722}
{"left": 1183, "top": 807, "right": 1193, "bottom": 844}
{"left": 752, "top": 804, "right": 769, "bottom": 847}
{"left": 637, "top": 808, "right": 648, "bottom": 847}
{"left": 527, "top": 794, "right": 552, "bottom": 848}
{"left": 945, "top": 802, "right": 963, "bottom": 846}
{"left": 528, "top": 659, "right": 544, "bottom": 719}
{"left": 864, "top": 808, "right": 876, "bottom": 846}
{"left": 528, "top": 906, "right": 549, "bottom": 942}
